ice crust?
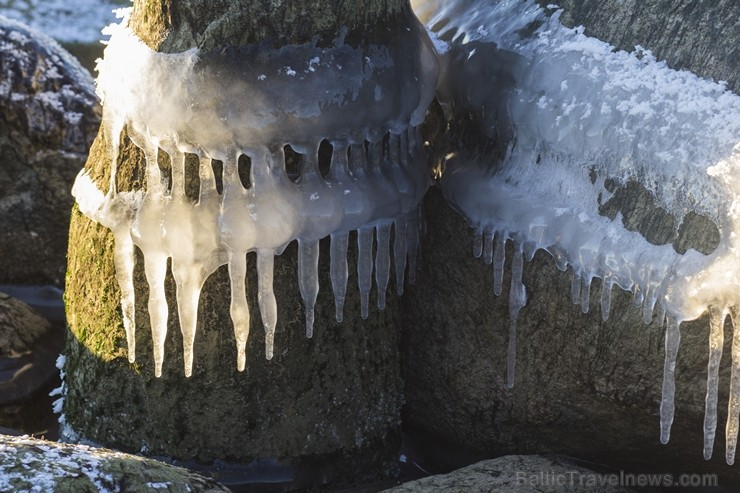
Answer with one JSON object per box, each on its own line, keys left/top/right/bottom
{"left": 72, "top": 10, "right": 437, "bottom": 377}
{"left": 418, "top": 0, "right": 740, "bottom": 463}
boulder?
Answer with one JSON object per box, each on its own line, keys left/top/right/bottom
{"left": 0, "top": 292, "right": 63, "bottom": 406}
{"left": 401, "top": 1, "right": 740, "bottom": 482}
{"left": 0, "top": 292, "right": 64, "bottom": 437}
{"left": 386, "top": 455, "right": 641, "bottom": 492}
{"left": 0, "top": 434, "right": 231, "bottom": 493}
{"left": 62, "top": 1, "right": 413, "bottom": 489}
{"left": 0, "top": 16, "right": 100, "bottom": 286}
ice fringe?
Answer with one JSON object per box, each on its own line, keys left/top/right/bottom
{"left": 415, "top": 0, "right": 740, "bottom": 464}
{"left": 72, "top": 9, "right": 437, "bottom": 377}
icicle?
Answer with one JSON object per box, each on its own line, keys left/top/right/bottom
{"left": 483, "top": 226, "right": 494, "bottom": 264}
{"left": 571, "top": 271, "right": 581, "bottom": 305}
{"left": 703, "top": 306, "right": 725, "bottom": 460}
{"left": 507, "top": 241, "right": 526, "bottom": 389}
{"left": 660, "top": 316, "right": 681, "bottom": 444}
{"left": 580, "top": 275, "right": 591, "bottom": 314}
{"left": 228, "top": 252, "right": 249, "bottom": 372}
{"left": 657, "top": 302, "right": 667, "bottom": 328}
{"left": 407, "top": 208, "right": 420, "bottom": 285}
{"left": 472, "top": 228, "right": 483, "bottom": 258}
{"left": 257, "top": 249, "right": 277, "bottom": 360}
{"left": 297, "top": 239, "right": 320, "bottom": 338}
{"left": 330, "top": 232, "right": 349, "bottom": 322}
{"left": 113, "top": 235, "right": 136, "bottom": 363}
{"left": 358, "top": 226, "right": 374, "bottom": 319}
{"left": 643, "top": 289, "right": 658, "bottom": 325}
{"left": 173, "top": 270, "right": 200, "bottom": 377}
{"left": 493, "top": 232, "right": 506, "bottom": 296}
{"left": 393, "top": 216, "right": 408, "bottom": 295}
{"left": 143, "top": 253, "right": 169, "bottom": 377}
{"left": 633, "top": 286, "right": 644, "bottom": 307}
{"left": 727, "top": 306, "right": 740, "bottom": 465}
{"left": 600, "top": 277, "right": 612, "bottom": 322}
{"left": 375, "top": 222, "right": 392, "bottom": 310}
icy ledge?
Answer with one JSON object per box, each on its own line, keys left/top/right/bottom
{"left": 72, "top": 10, "right": 437, "bottom": 377}
{"left": 417, "top": 0, "right": 740, "bottom": 464}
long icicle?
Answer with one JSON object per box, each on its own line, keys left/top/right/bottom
{"left": 660, "top": 316, "right": 681, "bottom": 444}
{"left": 330, "top": 232, "right": 349, "bottom": 322}
{"left": 113, "top": 234, "right": 136, "bottom": 363}
{"left": 228, "top": 252, "right": 250, "bottom": 372}
{"left": 357, "top": 225, "right": 374, "bottom": 319}
{"left": 493, "top": 232, "right": 506, "bottom": 296}
{"left": 257, "top": 249, "right": 278, "bottom": 360}
{"left": 393, "top": 216, "right": 408, "bottom": 295}
{"left": 144, "top": 252, "right": 169, "bottom": 378}
{"left": 375, "top": 222, "right": 392, "bottom": 309}
{"left": 507, "top": 241, "right": 526, "bottom": 389}
{"left": 297, "top": 239, "right": 320, "bottom": 338}
{"left": 703, "top": 305, "right": 725, "bottom": 460}
{"left": 726, "top": 306, "right": 740, "bottom": 465}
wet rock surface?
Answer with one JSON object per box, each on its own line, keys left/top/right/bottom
{"left": 385, "top": 455, "right": 640, "bottom": 493}
{"left": 0, "top": 434, "right": 232, "bottom": 493}
{"left": 0, "top": 16, "right": 99, "bottom": 286}
{"left": 0, "top": 292, "right": 63, "bottom": 437}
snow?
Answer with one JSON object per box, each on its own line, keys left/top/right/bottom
{"left": 0, "top": 0, "right": 126, "bottom": 43}
{"left": 418, "top": 0, "right": 740, "bottom": 464}
{"left": 72, "top": 10, "right": 437, "bottom": 377}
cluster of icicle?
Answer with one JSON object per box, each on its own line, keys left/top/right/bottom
{"left": 414, "top": 0, "right": 740, "bottom": 464}
{"left": 72, "top": 9, "right": 438, "bottom": 378}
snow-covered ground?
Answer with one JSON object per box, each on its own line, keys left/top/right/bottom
{"left": 0, "top": 0, "right": 127, "bottom": 44}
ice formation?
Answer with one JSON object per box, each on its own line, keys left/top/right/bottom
{"left": 72, "top": 10, "right": 437, "bottom": 377}
{"left": 414, "top": 0, "right": 740, "bottom": 464}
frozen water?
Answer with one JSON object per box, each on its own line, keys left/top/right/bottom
{"left": 417, "top": 0, "right": 740, "bottom": 463}
{"left": 72, "top": 10, "right": 436, "bottom": 376}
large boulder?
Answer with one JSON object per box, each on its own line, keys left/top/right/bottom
{"left": 63, "top": 1, "right": 414, "bottom": 489}
{"left": 387, "top": 455, "right": 640, "bottom": 493}
{"left": 0, "top": 16, "right": 100, "bottom": 286}
{"left": 402, "top": 0, "right": 740, "bottom": 484}
{"left": 0, "top": 434, "right": 231, "bottom": 493}
{"left": 0, "top": 292, "right": 63, "bottom": 435}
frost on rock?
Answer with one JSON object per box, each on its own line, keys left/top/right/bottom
{"left": 416, "top": 0, "right": 740, "bottom": 463}
{"left": 72, "top": 10, "right": 437, "bottom": 378}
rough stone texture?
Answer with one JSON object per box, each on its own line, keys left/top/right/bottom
{"left": 401, "top": 4, "right": 740, "bottom": 483}
{"left": 537, "top": 0, "right": 740, "bottom": 93}
{"left": 63, "top": 1, "right": 413, "bottom": 489}
{"left": 0, "top": 291, "right": 50, "bottom": 357}
{"left": 0, "top": 16, "right": 100, "bottom": 286}
{"left": 386, "top": 455, "right": 640, "bottom": 492}
{"left": 0, "top": 434, "right": 232, "bottom": 493}
{"left": 130, "top": 0, "right": 409, "bottom": 52}
{"left": 403, "top": 190, "right": 740, "bottom": 480}
{"left": 0, "top": 292, "right": 63, "bottom": 409}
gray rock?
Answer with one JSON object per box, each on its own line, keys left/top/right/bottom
{"left": 0, "top": 292, "right": 63, "bottom": 407}
{"left": 537, "top": 0, "right": 740, "bottom": 93}
{"left": 402, "top": 2, "right": 739, "bottom": 483}
{"left": 0, "top": 291, "right": 50, "bottom": 357}
{"left": 386, "top": 455, "right": 640, "bottom": 492}
{"left": 0, "top": 16, "right": 100, "bottom": 286}
{"left": 62, "top": 1, "right": 413, "bottom": 488}
{"left": 402, "top": 190, "right": 739, "bottom": 479}
{"left": 0, "top": 433, "right": 232, "bottom": 493}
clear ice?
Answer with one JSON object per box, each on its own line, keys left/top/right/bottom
{"left": 415, "top": 0, "right": 740, "bottom": 463}
{"left": 72, "top": 9, "right": 437, "bottom": 377}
